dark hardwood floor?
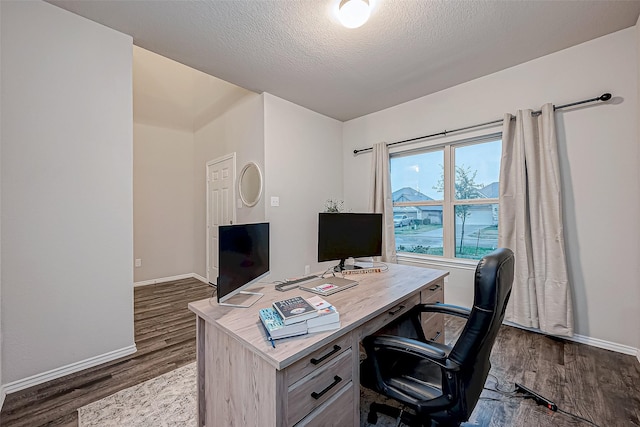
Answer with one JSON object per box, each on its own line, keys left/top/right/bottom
{"left": 1, "top": 279, "right": 639, "bottom": 427}
{"left": 362, "top": 317, "right": 640, "bottom": 427}
{"left": 0, "top": 278, "right": 212, "bottom": 427}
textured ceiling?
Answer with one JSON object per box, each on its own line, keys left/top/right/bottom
{"left": 49, "top": 0, "right": 640, "bottom": 122}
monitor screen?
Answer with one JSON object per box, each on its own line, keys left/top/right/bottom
{"left": 217, "top": 222, "right": 270, "bottom": 303}
{"left": 318, "top": 213, "right": 382, "bottom": 270}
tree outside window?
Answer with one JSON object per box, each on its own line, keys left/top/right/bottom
{"left": 390, "top": 135, "right": 501, "bottom": 261}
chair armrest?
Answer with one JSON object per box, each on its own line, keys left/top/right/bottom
{"left": 364, "top": 335, "right": 459, "bottom": 371}
{"left": 413, "top": 303, "right": 471, "bottom": 319}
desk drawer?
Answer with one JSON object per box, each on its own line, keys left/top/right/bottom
{"left": 294, "top": 380, "right": 354, "bottom": 427}
{"left": 421, "top": 281, "right": 444, "bottom": 304}
{"left": 358, "top": 294, "right": 420, "bottom": 339}
{"left": 286, "top": 334, "right": 352, "bottom": 387}
{"left": 287, "top": 348, "right": 353, "bottom": 426}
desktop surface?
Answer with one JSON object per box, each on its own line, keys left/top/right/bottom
{"left": 189, "top": 263, "right": 447, "bottom": 370}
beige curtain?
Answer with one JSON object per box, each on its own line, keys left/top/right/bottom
{"left": 499, "top": 104, "right": 573, "bottom": 337}
{"left": 369, "top": 142, "right": 397, "bottom": 263}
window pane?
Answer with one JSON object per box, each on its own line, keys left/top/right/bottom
{"left": 454, "top": 204, "right": 498, "bottom": 260}
{"left": 394, "top": 205, "right": 443, "bottom": 256}
{"left": 390, "top": 150, "right": 444, "bottom": 202}
{"left": 454, "top": 140, "right": 501, "bottom": 200}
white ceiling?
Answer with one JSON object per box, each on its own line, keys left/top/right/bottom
{"left": 49, "top": 0, "right": 640, "bottom": 122}
{"left": 133, "top": 46, "right": 251, "bottom": 131}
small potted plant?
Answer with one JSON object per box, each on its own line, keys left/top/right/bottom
{"left": 324, "top": 199, "right": 344, "bottom": 213}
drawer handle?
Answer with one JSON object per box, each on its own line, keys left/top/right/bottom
{"left": 429, "top": 331, "right": 442, "bottom": 342}
{"left": 311, "top": 375, "right": 342, "bottom": 400}
{"left": 429, "top": 284, "right": 441, "bottom": 292}
{"left": 388, "top": 305, "right": 405, "bottom": 315}
{"left": 310, "top": 345, "right": 341, "bottom": 365}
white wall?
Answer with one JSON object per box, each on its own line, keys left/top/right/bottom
{"left": 636, "top": 16, "right": 640, "bottom": 360}
{"left": 343, "top": 28, "right": 640, "bottom": 350}
{"left": 264, "top": 93, "right": 343, "bottom": 281}
{"left": 0, "top": 0, "right": 3, "bottom": 406}
{"left": 193, "top": 93, "right": 266, "bottom": 279}
{"left": 1, "top": 1, "right": 134, "bottom": 384}
{"left": 133, "top": 123, "right": 195, "bottom": 282}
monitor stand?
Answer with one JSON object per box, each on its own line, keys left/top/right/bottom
{"left": 218, "top": 291, "right": 264, "bottom": 308}
{"left": 334, "top": 259, "right": 363, "bottom": 272}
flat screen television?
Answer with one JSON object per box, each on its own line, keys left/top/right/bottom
{"left": 217, "top": 222, "right": 269, "bottom": 306}
{"left": 318, "top": 213, "right": 383, "bottom": 271}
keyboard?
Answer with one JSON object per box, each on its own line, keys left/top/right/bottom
{"left": 274, "top": 275, "right": 320, "bottom": 292}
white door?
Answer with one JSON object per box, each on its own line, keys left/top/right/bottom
{"left": 206, "top": 153, "right": 236, "bottom": 284}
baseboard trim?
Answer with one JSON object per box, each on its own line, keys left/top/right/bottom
{"left": 504, "top": 321, "right": 638, "bottom": 356}
{"left": 571, "top": 333, "right": 638, "bottom": 356}
{"left": 134, "top": 273, "right": 208, "bottom": 287}
{"left": 0, "top": 386, "right": 6, "bottom": 412}
{"left": 3, "top": 344, "right": 137, "bottom": 395}
{"left": 192, "top": 273, "right": 208, "bottom": 284}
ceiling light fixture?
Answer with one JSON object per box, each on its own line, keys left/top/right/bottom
{"left": 337, "top": 0, "right": 371, "bottom": 29}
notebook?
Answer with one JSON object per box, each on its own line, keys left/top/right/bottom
{"left": 299, "top": 276, "right": 358, "bottom": 296}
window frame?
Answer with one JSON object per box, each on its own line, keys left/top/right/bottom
{"left": 390, "top": 132, "right": 501, "bottom": 262}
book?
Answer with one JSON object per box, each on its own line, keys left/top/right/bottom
{"left": 258, "top": 308, "right": 308, "bottom": 340}
{"left": 306, "top": 295, "right": 333, "bottom": 310}
{"left": 307, "top": 306, "right": 339, "bottom": 328}
{"left": 305, "top": 295, "right": 340, "bottom": 328}
{"left": 308, "top": 321, "right": 341, "bottom": 334}
{"left": 299, "top": 278, "right": 358, "bottom": 296}
{"left": 272, "top": 296, "right": 318, "bottom": 325}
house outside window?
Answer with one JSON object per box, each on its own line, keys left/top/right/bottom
{"left": 390, "top": 134, "right": 502, "bottom": 261}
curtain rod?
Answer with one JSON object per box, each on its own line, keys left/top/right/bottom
{"left": 352, "top": 93, "right": 612, "bottom": 155}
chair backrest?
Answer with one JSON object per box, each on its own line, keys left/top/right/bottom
{"left": 447, "top": 247, "right": 514, "bottom": 419}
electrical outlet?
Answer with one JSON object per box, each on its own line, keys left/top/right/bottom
{"left": 135, "top": 259, "right": 142, "bottom": 268}
{"left": 271, "top": 196, "right": 280, "bottom": 207}
{"left": 304, "top": 265, "right": 310, "bottom": 275}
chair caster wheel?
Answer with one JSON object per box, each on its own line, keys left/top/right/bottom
{"left": 367, "top": 411, "right": 378, "bottom": 424}
{"left": 368, "top": 402, "right": 379, "bottom": 424}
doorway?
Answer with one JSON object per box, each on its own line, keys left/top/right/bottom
{"left": 206, "top": 153, "right": 236, "bottom": 284}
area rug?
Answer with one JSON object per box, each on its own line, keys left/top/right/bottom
{"left": 78, "top": 362, "right": 401, "bottom": 426}
{"left": 77, "top": 363, "right": 197, "bottom": 426}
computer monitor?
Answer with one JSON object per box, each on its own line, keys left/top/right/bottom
{"left": 317, "top": 213, "right": 383, "bottom": 271}
{"left": 217, "top": 222, "right": 269, "bottom": 306}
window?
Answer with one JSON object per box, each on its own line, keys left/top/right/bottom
{"left": 390, "top": 134, "right": 501, "bottom": 261}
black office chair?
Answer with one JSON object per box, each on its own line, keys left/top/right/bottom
{"left": 361, "top": 248, "right": 515, "bottom": 427}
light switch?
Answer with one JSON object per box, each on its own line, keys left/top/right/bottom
{"left": 271, "top": 196, "right": 280, "bottom": 207}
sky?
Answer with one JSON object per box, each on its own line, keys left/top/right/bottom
{"left": 390, "top": 140, "right": 502, "bottom": 199}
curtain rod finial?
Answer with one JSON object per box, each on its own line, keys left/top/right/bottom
{"left": 600, "top": 93, "right": 612, "bottom": 101}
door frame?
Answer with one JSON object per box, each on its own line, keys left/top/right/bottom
{"left": 206, "top": 152, "right": 237, "bottom": 284}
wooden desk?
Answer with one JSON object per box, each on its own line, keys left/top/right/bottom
{"left": 188, "top": 263, "right": 448, "bottom": 426}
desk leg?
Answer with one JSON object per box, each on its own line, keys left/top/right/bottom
{"left": 351, "top": 334, "right": 361, "bottom": 426}
{"left": 197, "top": 317, "right": 206, "bottom": 426}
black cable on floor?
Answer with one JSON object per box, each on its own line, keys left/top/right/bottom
{"left": 482, "top": 374, "right": 602, "bottom": 427}
{"left": 557, "top": 408, "right": 601, "bottom": 427}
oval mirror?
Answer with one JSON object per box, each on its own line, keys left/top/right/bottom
{"left": 238, "top": 162, "right": 263, "bottom": 207}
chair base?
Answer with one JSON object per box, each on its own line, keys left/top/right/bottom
{"left": 367, "top": 402, "right": 461, "bottom": 427}
{"left": 367, "top": 402, "right": 424, "bottom": 427}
